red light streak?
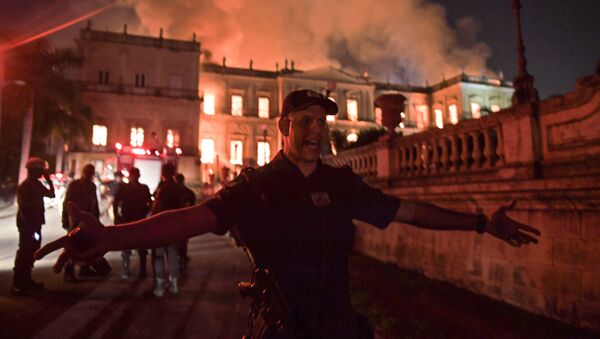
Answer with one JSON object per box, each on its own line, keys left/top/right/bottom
{"left": 0, "top": 3, "right": 114, "bottom": 53}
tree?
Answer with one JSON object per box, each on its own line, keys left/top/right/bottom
{"left": 1, "top": 39, "right": 91, "bottom": 179}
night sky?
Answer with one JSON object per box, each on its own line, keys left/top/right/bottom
{"left": 1, "top": 0, "right": 599, "bottom": 99}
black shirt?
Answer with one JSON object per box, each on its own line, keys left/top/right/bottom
{"left": 205, "top": 151, "right": 401, "bottom": 337}
{"left": 17, "top": 177, "right": 55, "bottom": 227}
{"left": 114, "top": 181, "right": 152, "bottom": 223}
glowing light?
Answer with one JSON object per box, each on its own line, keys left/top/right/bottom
{"left": 145, "top": 150, "right": 151, "bottom": 155}
{"left": 258, "top": 97, "right": 269, "bottom": 119}
{"left": 166, "top": 129, "right": 180, "bottom": 148}
{"left": 375, "top": 107, "right": 382, "bottom": 125}
{"left": 115, "top": 142, "right": 123, "bottom": 151}
{"left": 416, "top": 105, "right": 429, "bottom": 128}
{"left": 257, "top": 141, "right": 270, "bottom": 166}
{"left": 203, "top": 94, "right": 215, "bottom": 115}
{"left": 130, "top": 127, "right": 144, "bottom": 147}
{"left": 448, "top": 104, "right": 458, "bottom": 125}
{"left": 92, "top": 125, "right": 107, "bottom": 146}
{"left": 471, "top": 102, "right": 481, "bottom": 119}
{"left": 132, "top": 148, "right": 147, "bottom": 155}
{"left": 230, "top": 140, "right": 243, "bottom": 165}
{"left": 231, "top": 95, "right": 243, "bottom": 116}
{"left": 434, "top": 109, "right": 444, "bottom": 129}
{"left": 347, "top": 132, "right": 358, "bottom": 143}
{"left": 175, "top": 147, "right": 183, "bottom": 155}
{"left": 201, "top": 139, "right": 215, "bottom": 163}
{"left": 491, "top": 104, "right": 501, "bottom": 112}
{"left": 154, "top": 150, "right": 160, "bottom": 156}
{"left": 347, "top": 99, "right": 358, "bottom": 121}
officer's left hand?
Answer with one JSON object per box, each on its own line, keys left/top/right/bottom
{"left": 485, "top": 200, "right": 541, "bottom": 247}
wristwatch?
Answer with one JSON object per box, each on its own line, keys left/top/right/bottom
{"left": 476, "top": 214, "right": 487, "bottom": 234}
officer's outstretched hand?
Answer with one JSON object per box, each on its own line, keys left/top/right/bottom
{"left": 485, "top": 200, "right": 541, "bottom": 247}
{"left": 35, "top": 202, "right": 110, "bottom": 273}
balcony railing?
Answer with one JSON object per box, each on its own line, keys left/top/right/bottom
{"left": 81, "top": 82, "right": 199, "bottom": 100}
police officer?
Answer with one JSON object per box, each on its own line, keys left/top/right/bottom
{"left": 36, "top": 90, "right": 541, "bottom": 338}
{"left": 61, "top": 164, "right": 101, "bottom": 281}
{"left": 12, "top": 157, "right": 55, "bottom": 294}
{"left": 113, "top": 167, "right": 152, "bottom": 278}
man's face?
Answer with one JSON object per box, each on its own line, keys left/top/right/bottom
{"left": 282, "top": 105, "right": 329, "bottom": 164}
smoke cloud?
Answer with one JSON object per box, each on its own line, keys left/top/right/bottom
{"left": 10, "top": 0, "right": 494, "bottom": 84}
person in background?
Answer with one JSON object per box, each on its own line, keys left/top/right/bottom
{"left": 12, "top": 157, "right": 54, "bottom": 294}
{"left": 113, "top": 167, "right": 152, "bottom": 278}
{"left": 151, "top": 164, "right": 186, "bottom": 296}
{"left": 175, "top": 173, "right": 196, "bottom": 271}
{"left": 61, "top": 164, "right": 102, "bottom": 281}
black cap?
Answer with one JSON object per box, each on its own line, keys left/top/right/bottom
{"left": 281, "top": 89, "right": 338, "bottom": 117}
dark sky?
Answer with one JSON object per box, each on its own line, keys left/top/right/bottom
{"left": 436, "top": 0, "right": 600, "bottom": 98}
{"left": 1, "top": 0, "right": 599, "bottom": 99}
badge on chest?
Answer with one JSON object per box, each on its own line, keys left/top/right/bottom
{"left": 310, "top": 191, "right": 331, "bottom": 207}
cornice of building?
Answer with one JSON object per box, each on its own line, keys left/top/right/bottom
{"left": 78, "top": 27, "right": 200, "bottom": 53}
{"left": 202, "top": 62, "right": 280, "bottom": 79}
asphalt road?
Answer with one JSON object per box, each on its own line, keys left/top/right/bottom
{"left": 0, "top": 205, "right": 252, "bottom": 339}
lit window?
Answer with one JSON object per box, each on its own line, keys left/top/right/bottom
{"left": 135, "top": 73, "right": 146, "bottom": 87}
{"left": 416, "top": 105, "right": 429, "bottom": 128}
{"left": 375, "top": 107, "right": 382, "bottom": 125}
{"left": 471, "top": 102, "right": 481, "bottom": 119}
{"left": 203, "top": 94, "right": 215, "bottom": 115}
{"left": 257, "top": 141, "right": 270, "bottom": 166}
{"left": 434, "top": 109, "right": 444, "bottom": 129}
{"left": 166, "top": 129, "right": 180, "bottom": 148}
{"left": 98, "top": 70, "right": 109, "bottom": 84}
{"left": 347, "top": 132, "right": 358, "bottom": 143}
{"left": 231, "top": 95, "right": 243, "bottom": 116}
{"left": 491, "top": 104, "right": 501, "bottom": 112}
{"left": 258, "top": 97, "right": 269, "bottom": 119}
{"left": 130, "top": 127, "right": 144, "bottom": 147}
{"left": 92, "top": 124, "right": 107, "bottom": 146}
{"left": 448, "top": 104, "right": 458, "bottom": 125}
{"left": 230, "top": 140, "right": 243, "bottom": 165}
{"left": 200, "top": 139, "right": 215, "bottom": 163}
{"left": 347, "top": 99, "right": 358, "bottom": 121}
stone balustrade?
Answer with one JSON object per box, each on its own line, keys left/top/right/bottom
{"left": 323, "top": 70, "right": 600, "bottom": 331}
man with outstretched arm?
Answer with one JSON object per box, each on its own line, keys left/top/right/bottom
{"left": 36, "top": 89, "right": 540, "bottom": 339}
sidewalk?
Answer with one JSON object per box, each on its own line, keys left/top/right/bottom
{"left": 0, "top": 203, "right": 16, "bottom": 219}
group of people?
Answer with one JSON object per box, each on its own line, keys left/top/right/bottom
{"left": 12, "top": 158, "right": 196, "bottom": 298}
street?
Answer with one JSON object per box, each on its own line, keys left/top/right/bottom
{"left": 0, "top": 205, "right": 251, "bottom": 339}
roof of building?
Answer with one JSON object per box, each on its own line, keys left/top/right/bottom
{"left": 78, "top": 25, "right": 200, "bottom": 53}
{"left": 282, "top": 66, "right": 371, "bottom": 85}
{"left": 202, "top": 63, "right": 279, "bottom": 78}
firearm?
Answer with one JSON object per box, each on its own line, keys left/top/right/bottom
{"left": 230, "top": 226, "right": 289, "bottom": 332}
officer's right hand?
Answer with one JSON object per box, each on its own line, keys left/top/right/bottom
{"left": 35, "top": 202, "right": 109, "bottom": 273}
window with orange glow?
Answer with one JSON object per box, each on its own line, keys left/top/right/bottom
{"left": 416, "top": 105, "right": 429, "bottom": 128}
{"left": 347, "top": 99, "right": 358, "bottom": 121}
{"left": 257, "top": 141, "right": 270, "bottom": 166}
{"left": 92, "top": 124, "right": 107, "bottom": 146}
{"left": 375, "top": 107, "right": 382, "bottom": 125}
{"left": 448, "top": 104, "right": 458, "bottom": 125}
{"left": 434, "top": 109, "right": 444, "bottom": 129}
{"left": 491, "top": 104, "right": 501, "bottom": 112}
{"left": 200, "top": 139, "right": 215, "bottom": 164}
{"left": 347, "top": 132, "right": 358, "bottom": 143}
{"left": 203, "top": 94, "right": 215, "bottom": 115}
{"left": 166, "top": 129, "right": 180, "bottom": 148}
{"left": 471, "top": 102, "right": 481, "bottom": 119}
{"left": 130, "top": 127, "right": 144, "bottom": 147}
{"left": 231, "top": 95, "right": 243, "bottom": 116}
{"left": 258, "top": 97, "right": 269, "bottom": 119}
{"left": 230, "top": 140, "right": 243, "bottom": 165}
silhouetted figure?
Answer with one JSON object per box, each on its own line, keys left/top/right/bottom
{"left": 175, "top": 173, "right": 196, "bottom": 270}
{"left": 113, "top": 167, "right": 152, "bottom": 278}
{"left": 62, "top": 164, "right": 102, "bottom": 281}
{"left": 151, "top": 164, "right": 186, "bottom": 296}
{"left": 12, "top": 158, "right": 54, "bottom": 294}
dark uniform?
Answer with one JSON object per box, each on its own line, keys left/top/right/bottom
{"left": 205, "top": 151, "right": 401, "bottom": 338}
{"left": 176, "top": 177, "right": 196, "bottom": 269}
{"left": 62, "top": 177, "right": 100, "bottom": 278}
{"left": 14, "top": 177, "right": 55, "bottom": 289}
{"left": 114, "top": 180, "right": 153, "bottom": 277}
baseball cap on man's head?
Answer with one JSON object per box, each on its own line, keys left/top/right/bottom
{"left": 281, "top": 89, "right": 338, "bottom": 117}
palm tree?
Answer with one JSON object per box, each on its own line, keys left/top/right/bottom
{"left": 2, "top": 39, "right": 91, "bottom": 177}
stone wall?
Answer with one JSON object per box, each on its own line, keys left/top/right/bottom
{"left": 327, "top": 69, "right": 600, "bottom": 330}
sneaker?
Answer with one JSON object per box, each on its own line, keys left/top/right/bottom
{"left": 153, "top": 278, "right": 165, "bottom": 297}
{"left": 169, "top": 277, "right": 179, "bottom": 294}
